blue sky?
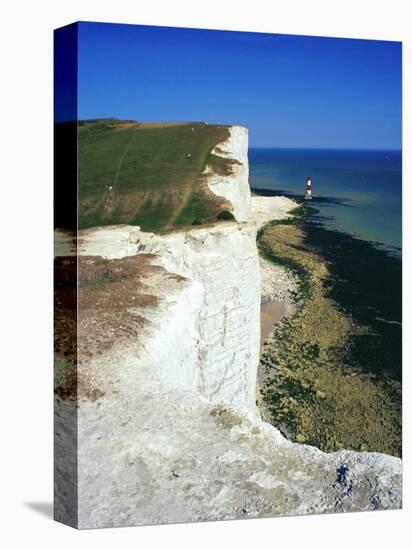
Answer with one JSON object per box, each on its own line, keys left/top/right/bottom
{"left": 73, "top": 22, "right": 401, "bottom": 149}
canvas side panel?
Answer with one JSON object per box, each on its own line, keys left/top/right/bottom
{"left": 53, "top": 22, "right": 79, "bottom": 529}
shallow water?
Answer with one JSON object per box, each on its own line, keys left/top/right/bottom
{"left": 249, "top": 148, "right": 402, "bottom": 255}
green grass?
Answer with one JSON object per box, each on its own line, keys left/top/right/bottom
{"left": 78, "top": 119, "right": 235, "bottom": 232}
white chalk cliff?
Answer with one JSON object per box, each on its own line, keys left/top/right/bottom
{"left": 55, "top": 126, "right": 401, "bottom": 529}
{"left": 204, "top": 126, "right": 251, "bottom": 221}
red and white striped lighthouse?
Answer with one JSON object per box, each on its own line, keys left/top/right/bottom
{"left": 304, "top": 176, "right": 312, "bottom": 200}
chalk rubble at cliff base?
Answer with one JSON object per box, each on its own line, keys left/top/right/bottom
{"left": 55, "top": 126, "right": 401, "bottom": 528}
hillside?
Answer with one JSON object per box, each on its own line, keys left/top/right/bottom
{"left": 78, "top": 119, "right": 237, "bottom": 232}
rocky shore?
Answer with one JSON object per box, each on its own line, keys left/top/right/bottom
{"left": 256, "top": 209, "right": 401, "bottom": 457}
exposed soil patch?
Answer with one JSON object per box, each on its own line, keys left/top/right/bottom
{"left": 260, "top": 301, "right": 286, "bottom": 348}
{"left": 54, "top": 254, "right": 183, "bottom": 401}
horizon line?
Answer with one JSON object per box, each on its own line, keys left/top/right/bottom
{"left": 248, "top": 145, "right": 402, "bottom": 152}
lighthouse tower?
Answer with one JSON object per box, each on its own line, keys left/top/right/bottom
{"left": 304, "top": 176, "right": 312, "bottom": 200}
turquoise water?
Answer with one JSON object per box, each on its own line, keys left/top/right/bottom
{"left": 249, "top": 148, "right": 402, "bottom": 255}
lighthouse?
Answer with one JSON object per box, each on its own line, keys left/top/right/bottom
{"left": 304, "top": 176, "right": 312, "bottom": 200}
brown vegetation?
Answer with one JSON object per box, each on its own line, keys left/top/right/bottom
{"left": 54, "top": 254, "right": 177, "bottom": 401}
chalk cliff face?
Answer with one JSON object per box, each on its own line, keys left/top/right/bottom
{"left": 145, "top": 224, "right": 260, "bottom": 408}
{"left": 55, "top": 125, "right": 401, "bottom": 529}
{"left": 78, "top": 222, "right": 261, "bottom": 410}
{"left": 204, "top": 126, "right": 251, "bottom": 221}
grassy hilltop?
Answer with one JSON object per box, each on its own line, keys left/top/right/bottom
{"left": 78, "top": 119, "right": 236, "bottom": 232}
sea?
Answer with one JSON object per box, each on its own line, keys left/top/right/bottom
{"left": 249, "top": 148, "right": 402, "bottom": 257}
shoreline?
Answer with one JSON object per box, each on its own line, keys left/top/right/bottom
{"left": 251, "top": 186, "right": 402, "bottom": 258}
{"left": 256, "top": 200, "right": 401, "bottom": 457}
